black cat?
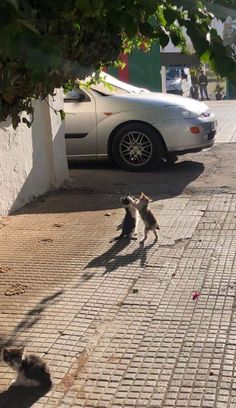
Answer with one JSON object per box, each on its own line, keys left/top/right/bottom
{"left": 110, "top": 194, "right": 139, "bottom": 242}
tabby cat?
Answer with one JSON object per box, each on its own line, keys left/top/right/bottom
{"left": 127, "top": 192, "right": 159, "bottom": 243}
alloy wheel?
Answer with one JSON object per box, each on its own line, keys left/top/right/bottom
{"left": 119, "top": 131, "right": 153, "bottom": 167}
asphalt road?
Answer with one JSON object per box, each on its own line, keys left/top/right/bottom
{"left": 68, "top": 100, "right": 236, "bottom": 202}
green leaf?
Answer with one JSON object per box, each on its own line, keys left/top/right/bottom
{"left": 17, "top": 19, "right": 39, "bottom": 34}
{"left": 59, "top": 109, "right": 66, "bottom": 121}
{"left": 157, "top": 28, "right": 170, "bottom": 48}
{"left": 4, "top": 0, "right": 18, "bottom": 9}
{"left": 73, "top": 22, "right": 80, "bottom": 30}
{"left": 12, "top": 114, "right": 21, "bottom": 129}
{"left": 138, "top": 22, "right": 154, "bottom": 37}
{"left": 200, "top": 49, "right": 211, "bottom": 63}
{"left": 1, "top": 0, "right": 236, "bottom": 128}
{"left": 22, "top": 117, "right": 32, "bottom": 127}
{"left": 143, "top": 0, "right": 158, "bottom": 16}
{"left": 163, "top": 8, "right": 177, "bottom": 25}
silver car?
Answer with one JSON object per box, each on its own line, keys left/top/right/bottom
{"left": 64, "top": 73, "right": 217, "bottom": 171}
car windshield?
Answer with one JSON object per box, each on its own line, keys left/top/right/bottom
{"left": 64, "top": 72, "right": 150, "bottom": 98}
{"left": 90, "top": 82, "right": 130, "bottom": 95}
{"left": 166, "top": 68, "right": 181, "bottom": 80}
{"left": 86, "top": 72, "right": 149, "bottom": 95}
{"left": 63, "top": 84, "right": 130, "bottom": 100}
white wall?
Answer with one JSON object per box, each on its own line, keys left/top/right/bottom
{"left": 0, "top": 89, "right": 69, "bottom": 215}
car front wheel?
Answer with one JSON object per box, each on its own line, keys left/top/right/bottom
{"left": 112, "top": 122, "right": 163, "bottom": 171}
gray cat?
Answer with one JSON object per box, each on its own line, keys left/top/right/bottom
{"left": 2, "top": 347, "right": 52, "bottom": 389}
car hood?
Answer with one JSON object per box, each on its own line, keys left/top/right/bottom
{"left": 108, "top": 92, "right": 210, "bottom": 115}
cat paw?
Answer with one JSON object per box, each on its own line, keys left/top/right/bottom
{"left": 10, "top": 380, "right": 20, "bottom": 387}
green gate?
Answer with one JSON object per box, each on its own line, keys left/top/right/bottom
{"left": 108, "top": 43, "right": 161, "bottom": 92}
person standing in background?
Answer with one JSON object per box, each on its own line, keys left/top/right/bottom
{"left": 190, "top": 71, "right": 199, "bottom": 99}
{"left": 198, "top": 69, "right": 210, "bottom": 100}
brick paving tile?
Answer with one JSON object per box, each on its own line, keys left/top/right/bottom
{"left": 0, "top": 191, "right": 236, "bottom": 407}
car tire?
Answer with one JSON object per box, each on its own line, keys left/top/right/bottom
{"left": 112, "top": 122, "right": 163, "bottom": 171}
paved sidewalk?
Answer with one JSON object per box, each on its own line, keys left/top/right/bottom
{"left": 0, "top": 188, "right": 236, "bottom": 407}
{"left": 207, "top": 100, "right": 236, "bottom": 143}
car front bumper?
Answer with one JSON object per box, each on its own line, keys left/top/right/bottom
{"left": 155, "top": 115, "right": 217, "bottom": 153}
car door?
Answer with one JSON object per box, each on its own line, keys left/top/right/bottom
{"left": 64, "top": 88, "right": 97, "bottom": 159}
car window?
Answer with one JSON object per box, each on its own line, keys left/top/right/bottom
{"left": 166, "top": 68, "right": 181, "bottom": 80}
{"left": 64, "top": 88, "right": 90, "bottom": 102}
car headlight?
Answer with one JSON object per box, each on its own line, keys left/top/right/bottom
{"left": 166, "top": 105, "right": 199, "bottom": 119}
{"left": 177, "top": 108, "right": 197, "bottom": 118}
{"left": 171, "top": 106, "right": 198, "bottom": 119}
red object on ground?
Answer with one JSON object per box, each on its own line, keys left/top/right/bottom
{"left": 192, "top": 291, "right": 200, "bottom": 300}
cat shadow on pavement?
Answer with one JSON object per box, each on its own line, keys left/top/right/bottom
{"left": 0, "top": 385, "right": 50, "bottom": 408}
{"left": 82, "top": 239, "right": 130, "bottom": 280}
{"left": 83, "top": 239, "right": 156, "bottom": 279}
{"left": 102, "top": 241, "right": 156, "bottom": 275}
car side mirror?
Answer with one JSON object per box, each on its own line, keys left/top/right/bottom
{"left": 78, "top": 93, "right": 85, "bottom": 102}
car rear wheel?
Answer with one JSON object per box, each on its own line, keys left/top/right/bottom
{"left": 112, "top": 123, "right": 163, "bottom": 171}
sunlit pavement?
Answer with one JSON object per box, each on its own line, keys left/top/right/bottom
{"left": 0, "top": 100, "right": 236, "bottom": 407}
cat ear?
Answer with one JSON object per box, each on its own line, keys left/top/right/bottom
{"left": 142, "top": 193, "right": 151, "bottom": 202}
{"left": 19, "top": 346, "right": 25, "bottom": 354}
{"left": 145, "top": 196, "right": 151, "bottom": 203}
